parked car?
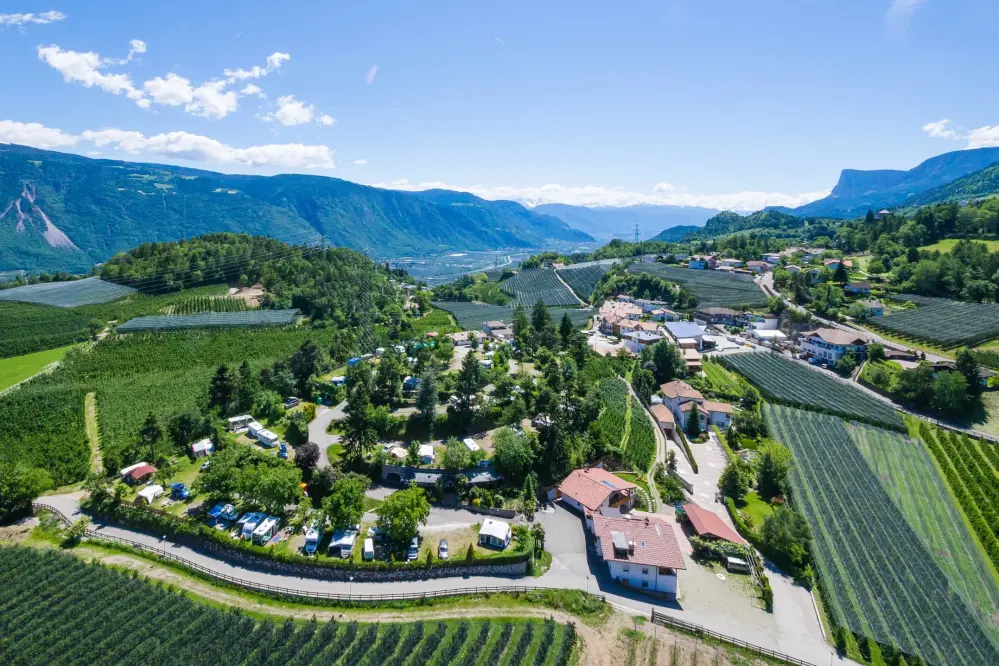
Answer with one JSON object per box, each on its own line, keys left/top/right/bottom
{"left": 278, "top": 443, "right": 288, "bottom": 459}
{"left": 438, "top": 539, "right": 449, "bottom": 560}
{"left": 407, "top": 536, "right": 420, "bottom": 562}
{"left": 283, "top": 397, "right": 301, "bottom": 409}
{"left": 200, "top": 460, "right": 211, "bottom": 471}
{"left": 170, "top": 483, "right": 190, "bottom": 500}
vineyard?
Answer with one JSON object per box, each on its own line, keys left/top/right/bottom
{"left": 869, "top": 295, "right": 999, "bottom": 348}
{"left": 500, "top": 268, "right": 580, "bottom": 307}
{"left": 853, "top": 421, "right": 999, "bottom": 645}
{"left": 0, "top": 302, "right": 95, "bottom": 358}
{"left": 626, "top": 396, "right": 657, "bottom": 472}
{"left": 626, "top": 264, "right": 767, "bottom": 308}
{"left": 431, "top": 301, "right": 592, "bottom": 331}
{"left": 0, "top": 547, "right": 577, "bottom": 666}
{"left": 0, "top": 277, "right": 135, "bottom": 308}
{"left": 118, "top": 309, "right": 300, "bottom": 332}
{"left": 556, "top": 261, "right": 614, "bottom": 301}
{"left": 168, "top": 296, "right": 250, "bottom": 314}
{"left": 594, "top": 378, "right": 629, "bottom": 453}
{"left": 720, "top": 352, "right": 903, "bottom": 429}
{"left": 764, "top": 405, "right": 999, "bottom": 665}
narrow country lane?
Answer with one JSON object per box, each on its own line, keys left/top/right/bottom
{"left": 310, "top": 400, "right": 347, "bottom": 468}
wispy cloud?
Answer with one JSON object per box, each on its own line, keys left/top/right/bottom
{"left": 495, "top": 37, "right": 506, "bottom": 45}
{"left": 372, "top": 179, "right": 828, "bottom": 213}
{"left": 923, "top": 118, "right": 999, "bottom": 148}
{"left": 353, "top": 159, "right": 367, "bottom": 166}
{"left": 0, "top": 10, "right": 65, "bottom": 25}
{"left": 885, "top": 0, "right": 925, "bottom": 34}
{"left": 365, "top": 65, "right": 378, "bottom": 85}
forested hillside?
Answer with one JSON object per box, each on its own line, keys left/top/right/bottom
{"left": 0, "top": 145, "right": 591, "bottom": 273}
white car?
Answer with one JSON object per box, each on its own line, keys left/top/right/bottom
{"left": 438, "top": 539, "right": 449, "bottom": 560}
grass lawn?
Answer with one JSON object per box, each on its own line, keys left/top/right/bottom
{"left": 361, "top": 496, "right": 383, "bottom": 512}
{"left": 919, "top": 238, "right": 999, "bottom": 253}
{"left": 740, "top": 491, "right": 773, "bottom": 527}
{"left": 973, "top": 391, "right": 999, "bottom": 437}
{"left": 614, "top": 472, "right": 652, "bottom": 498}
{"left": 0, "top": 344, "right": 74, "bottom": 391}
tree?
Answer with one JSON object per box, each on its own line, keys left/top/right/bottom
{"left": 631, "top": 367, "right": 656, "bottom": 404}
{"left": 955, "top": 348, "right": 983, "bottom": 397}
{"left": 322, "top": 472, "right": 371, "bottom": 530}
{"left": 309, "top": 465, "right": 338, "bottom": 503}
{"left": 833, "top": 261, "right": 848, "bottom": 284}
{"left": 521, "top": 473, "right": 537, "bottom": 521}
{"left": 406, "top": 440, "right": 421, "bottom": 467}
{"left": 376, "top": 485, "right": 431, "bottom": 547}
{"left": 289, "top": 340, "right": 323, "bottom": 396}
{"left": 208, "top": 365, "right": 236, "bottom": 413}
{"left": 893, "top": 364, "right": 935, "bottom": 408}
{"left": 835, "top": 349, "right": 857, "bottom": 375}
{"left": 294, "top": 441, "right": 320, "bottom": 479}
{"left": 240, "top": 464, "right": 303, "bottom": 515}
{"left": 342, "top": 361, "right": 377, "bottom": 463}
{"left": 718, "top": 460, "right": 751, "bottom": 503}
{"left": 760, "top": 506, "right": 812, "bottom": 570}
{"left": 415, "top": 369, "right": 439, "bottom": 430}
{"left": 531, "top": 300, "right": 557, "bottom": 351}
{"left": 375, "top": 351, "right": 405, "bottom": 406}
{"left": 665, "top": 450, "right": 677, "bottom": 473}
{"left": 642, "top": 341, "right": 686, "bottom": 384}
{"left": 531, "top": 522, "right": 545, "bottom": 552}
{"left": 285, "top": 412, "right": 310, "bottom": 447}
{"left": 455, "top": 350, "right": 482, "bottom": 418}
{"left": 492, "top": 428, "right": 535, "bottom": 481}
{"left": 932, "top": 371, "right": 969, "bottom": 417}
{"left": 867, "top": 343, "right": 886, "bottom": 363}
{"left": 732, "top": 410, "right": 766, "bottom": 439}
{"left": 686, "top": 408, "right": 702, "bottom": 439}
{"left": 233, "top": 360, "right": 257, "bottom": 414}
{"left": 64, "top": 516, "right": 91, "bottom": 546}
{"left": 512, "top": 304, "right": 533, "bottom": 354}
{"left": 757, "top": 442, "right": 792, "bottom": 502}
{"left": 559, "top": 312, "right": 574, "bottom": 348}
{"left": 0, "top": 462, "right": 52, "bottom": 521}
{"left": 442, "top": 437, "right": 472, "bottom": 471}
{"left": 138, "top": 413, "right": 163, "bottom": 462}
{"left": 167, "top": 411, "right": 202, "bottom": 451}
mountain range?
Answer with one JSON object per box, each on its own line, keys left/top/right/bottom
{"left": 0, "top": 145, "right": 592, "bottom": 273}
{"left": 533, "top": 203, "right": 720, "bottom": 240}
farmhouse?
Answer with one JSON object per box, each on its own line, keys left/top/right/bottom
{"left": 592, "top": 514, "right": 686, "bottom": 598}
{"left": 558, "top": 467, "right": 638, "bottom": 525}
{"left": 682, "top": 502, "right": 747, "bottom": 546}
{"left": 800, "top": 328, "right": 868, "bottom": 363}
{"left": 649, "top": 403, "right": 675, "bottom": 434}
{"left": 478, "top": 518, "right": 512, "bottom": 549}
{"left": 694, "top": 307, "right": 740, "bottom": 327}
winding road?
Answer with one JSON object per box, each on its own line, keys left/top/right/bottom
{"left": 310, "top": 400, "right": 347, "bottom": 468}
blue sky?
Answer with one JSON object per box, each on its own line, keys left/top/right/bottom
{"left": 1, "top": 0, "right": 997, "bottom": 211}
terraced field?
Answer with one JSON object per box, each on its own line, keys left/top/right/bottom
{"left": 764, "top": 406, "right": 999, "bottom": 665}
{"left": 626, "top": 264, "right": 766, "bottom": 308}
{"left": 500, "top": 268, "right": 580, "bottom": 307}
{"left": 872, "top": 295, "right": 999, "bottom": 348}
{"left": 0, "top": 547, "right": 576, "bottom": 666}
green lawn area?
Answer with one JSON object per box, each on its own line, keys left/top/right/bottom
{"left": 740, "top": 491, "right": 773, "bottom": 527}
{"left": 614, "top": 472, "right": 652, "bottom": 498}
{"left": 973, "top": 391, "right": 999, "bottom": 437}
{"left": 362, "top": 496, "right": 383, "bottom": 512}
{"left": 0, "top": 344, "right": 74, "bottom": 391}
{"left": 919, "top": 238, "right": 999, "bottom": 253}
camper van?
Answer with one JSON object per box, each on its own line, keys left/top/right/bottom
{"left": 227, "top": 415, "right": 253, "bottom": 432}
{"left": 238, "top": 512, "right": 267, "bottom": 540}
{"left": 257, "top": 429, "right": 280, "bottom": 448}
{"left": 304, "top": 521, "right": 324, "bottom": 556}
{"left": 328, "top": 525, "right": 360, "bottom": 559}
{"left": 247, "top": 421, "right": 264, "bottom": 439}
{"left": 252, "top": 516, "right": 280, "bottom": 545}
{"left": 363, "top": 537, "right": 375, "bottom": 561}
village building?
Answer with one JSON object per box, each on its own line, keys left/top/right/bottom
{"left": 557, "top": 467, "right": 638, "bottom": 529}
{"left": 649, "top": 403, "right": 675, "bottom": 434}
{"left": 800, "top": 328, "right": 868, "bottom": 363}
{"left": 592, "top": 514, "right": 686, "bottom": 598}
{"left": 478, "top": 518, "right": 513, "bottom": 549}
{"left": 660, "top": 380, "right": 733, "bottom": 430}
{"left": 688, "top": 255, "right": 717, "bottom": 270}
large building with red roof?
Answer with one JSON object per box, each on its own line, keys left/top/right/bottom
{"left": 592, "top": 514, "right": 686, "bottom": 597}
{"left": 557, "top": 467, "right": 637, "bottom": 527}
{"left": 682, "top": 502, "right": 747, "bottom": 546}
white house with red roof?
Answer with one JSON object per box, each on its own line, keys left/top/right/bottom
{"left": 557, "top": 467, "right": 638, "bottom": 529}
{"left": 592, "top": 514, "right": 686, "bottom": 597}
{"left": 660, "top": 380, "right": 733, "bottom": 430}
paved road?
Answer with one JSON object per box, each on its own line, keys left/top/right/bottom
{"left": 310, "top": 401, "right": 347, "bottom": 468}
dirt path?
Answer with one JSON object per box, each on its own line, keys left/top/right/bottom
{"left": 84, "top": 392, "right": 102, "bottom": 474}
{"left": 85, "top": 551, "right": 614, "bottom": 666}
{"left": 553, "top": 268, "right": 588, "bottom": 306}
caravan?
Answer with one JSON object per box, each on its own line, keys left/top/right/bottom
{"left": 252, "top": 516, "right": 280, "bottom": 545}
{"left": 304, "top": 521, "right": 324, "bottom": 556}
{"left": 257, "top": 429, "right": 280, "bottom": 448}
{"left": 238, "top": 512, "right": 267, "bottom": 540}
{"left": 328, "top": 524, "right": 360, "bottom": 559}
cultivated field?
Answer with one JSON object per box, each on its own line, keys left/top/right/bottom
{"left": 432, "top": 301, "right": 592, "bottom": 331}
{"left": 764, "top": 405, "right": 999, "bottom": 665}
{"left": 0, "top": 547, "right": 576, "bottom": 666}
{"left": 0, "top": 345, "right": 73, "bottom": 392}
{"left": 0, "top": 302, "right": 94, "bottom": 358}
{"left": 594, "top": 377, "right": 629, "bottom": 453}
{"left": 0, "top": 277, "right": 135, "bottom": 307}
{"left": 556, "top": 261, "right": 614, "bottom": 301}
{"left": 501, "top": 268, "right": 580, "bottom": 307}
{"left": 852, "top": 421, "right": 999, "bottom": 643}
{"left": 117, "top": 309, "right": 300, "bottom": 332}
{"left": 721, "top": 352, "right": 902, "bottom": 429}
{"left": 626, "top": 264, "right": 767, "bottom": 308}
{"left": 626, "top": 395, "right": 656, "bottom": 472}
{"left": 872, "top": 295, "right": 999, "bottom": 348}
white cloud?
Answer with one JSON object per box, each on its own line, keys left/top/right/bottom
{"left": 0, "top": 10, "right": 66, "bottom": 25}
{"left": 223, "top": 52, "right": 290, "bottom": 83}
{"left": 923, "top": 118, "right": 999, "bottom": 149}
{"left": 241, "top": 83, "right": 265, "bottom": 97}
{"left": 885, "top": 0, "right": 925, "bottom": 34}
{"left": 265, "top": 95, "right": 314, "bottom": 126}
{"left": 187, "top": 80, "right": 239, "bottom": 119}
{"left": 353, "top": 159, "right": 367, "bottom": 165}
{"left": 967, "top": 126, "right": 999, "bottom": 149}
{"left": 143, "top": 73, "right": 194, "bottom": 106}
{"left": 37, "top": 43, "right": 145, "bottom": 102}
{"left": 317, "top": 114, "right": 335, "bottom": 127}
{"left": 923, "top": 119, "right": 959, "bottom": 140}
{"left": 365, "top": 65, "right": 378, "bottom": 85}
{"left": 374, "top": 180, "right": 828, "bottom": 212}
{"left": 0, "top": 119, "right": 78, "bottom": 149}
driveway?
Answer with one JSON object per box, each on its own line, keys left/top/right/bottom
{"left": 310, "top": 400, "right": 347, "bottom": 468}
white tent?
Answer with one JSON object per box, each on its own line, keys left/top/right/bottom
{"left": 463, "top": 438, "right": 481, "bottom": 453}
{"left": 135, "top": 485, "right": 164, "bottom": 505}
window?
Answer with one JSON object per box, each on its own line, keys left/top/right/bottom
{"left": 622, "top": 564, "right": 630, "bottom": 572}
{"left": 642, "top": 567, "right": 649, "bottom": 575}
{"left": 641, "top": 580, "right": 649, "bottom": 588}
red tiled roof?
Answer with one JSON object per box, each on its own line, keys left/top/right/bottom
{"left": 126, "top": 464, "right": 155, "bottom": 480}
{"left": 593, "top": 514, "right": 686, "bottom": 570}
{"left": 558, "top": 468, "right": 637, "bottom": 512}
{"left": 702, "top": 401, "right": 733, "bottom": 414}
{"left": 649, "top": 404, "right": 674, "bottom": 425}
{"left": 683, "top": 503, "right": 746, "bottom": 545}
{"left": 660, "top": 380, "right": 703, "bottom": 402}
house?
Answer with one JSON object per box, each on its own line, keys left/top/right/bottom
{"left": 688, "top": 255, "right": 717, "bottom": 270}
{"left": 482, "top": 320, "right": 507, "bottom": 333}
{"left": 649, "top": 308, "right": 681, "bottom": 322}
{"left": 718, "top": 258, "right": 744, "bottom": 269}
{"left": 746, "top": 261, "right": 770, "bottom": 274}
{"left": 557, "top": 467, "right": 638, "bottom": 527}
{"left": 418, "top": 444, "right": 436, "bottom": 464}
{"left": 857, "top": 300, "right": 884, "bottom": 317}
{"left": 763, "top": 253, "right": 781, "bottom": 265}
{"left": 663, "top": 321, "right": 707, "bottom": 350}
{"left": 636, "top": 298, "right": 671, "bottom": 313}
{"left": 823, "top": 258, "right": 843, "bottom": 271}
{"left": 478, "top": 518, "right": 512, "bottom": 549}
{"left": 135, "top": 484, "right": 164, "bottom": 505}
{"left": 883, "top": 348, "right": 917, "bottom": 362}
{"left": 784, "top": 264, "right": 802, "bottom": 274}
{"left": 877, "top": 209, "right": 891, "bottom": 220}
{"left": 448, "top": 330, "right": 487, "bottom": 347}
{"left": 683, "top": 348, "right": 703, "bottom": 374}
{"left": 623, "top": 330, "right": 664, "bottom": 355}
{"left": 694, "top": 307, "right": 740, "bottom": 327}
{"left": 800, "top": 328, "right": 868, "bottom": 363}
{"left": 742, "top": 313, "right": 779, "bottom": 330}
{"left": 463, "top": 438, "right": 481, "bottom": 453}
{"left": 190, "top": 438, "right": 214, "bottom": 458}
{"left": 925, "top": 361, "right": 996, "bottom": 390}
{"left": 649, "top": 404, "right": 675, "bottom": 434}
{"left": 592, "top": 514, "right": 686, "bottom": 598}
{"left": 227, "top": 415, "right": 253, "bottom": 432}
{"left": 123, "top": 463, "right": 156, "bottom": 485}
{"left": 749, "top": 329, "right": 787, "bottom": 346}
{"left": 682, "top": 503, "right": 746, "bottom": 546}
{"left": 660, "top": 380, "right": 732, "bottom": 430}
{"left": 492, "top": 327, "right": 515, "bottom": 342}
{"left": 845, "top": 281, "right": 873, "bottom": 295}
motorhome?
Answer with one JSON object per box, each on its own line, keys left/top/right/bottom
{"left": 328, "top": 525, "right": 360, "bottom": 559}
{"left": 252, "top": 516, "right": 280, "bottom": 545}
{"left": 238, "top": 512, "right": 267, "bottom": 540}
{"left": 304, "top": 521, "right": 324, "bottom": 556}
